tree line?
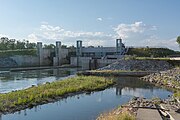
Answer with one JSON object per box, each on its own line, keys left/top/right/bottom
{"left": 0, "top": 37, "right": 71, "bottom": 50}
{"left": 0, "top": 37, "right": 36, "bottom": 50}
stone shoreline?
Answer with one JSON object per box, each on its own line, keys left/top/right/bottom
{"left": 97, "top": 67, "right": 180, "bottom": 119}
{"left": 97, "top": 97, "right": 180, "bottom": 120}
{"left": 141, "top": 67, "right": 180, "bottom": 92}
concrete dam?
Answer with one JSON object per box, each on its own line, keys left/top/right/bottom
{"left": 0, "top": 39, "right": 127, "bottom": 69}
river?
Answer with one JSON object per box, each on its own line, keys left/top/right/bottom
{"left": 0, "top": 69, "right": 172, "bottom": 120}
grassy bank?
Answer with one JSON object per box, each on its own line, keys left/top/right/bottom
{"left": 127, "top": 47, "right": 179, "bottom": 57}
{"left": 0, "top": 76, "right": 114, "bottom": 114}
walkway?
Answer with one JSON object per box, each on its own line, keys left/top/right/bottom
{"left": 136, "top": 108, "right": 162, "bottom": 120}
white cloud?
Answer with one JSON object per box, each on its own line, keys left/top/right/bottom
{"left": 27, "top": 33, "right": 39, "bottom": 43}
{"left": 27, "top": 22, "right": 113, "bottom": 46}
{"left": 26, "top": 21, "right": 179, "bottom": 51}
{"left": 0, "top": 34, "right": 9, "bottom": 38}
{"left": 97, "top": 17, "right": 103, "bottom": 21}
{"left": 114, "top": 21, "right": 157, "bottom": 39}
{"left": 143, "top": 37, "right": 179, "bottom": 51}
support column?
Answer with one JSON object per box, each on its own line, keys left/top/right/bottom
{"left": 76, "top": 40, "right": 82, "bottom": 67}
{"left": 54, "top": 41, "right": 61, "bottom": 66}
{"left": 116, "top": 38, "right": 122, "bottom": 54}
{"left": 37, "top": 42, "right": 43, "bottom": 66}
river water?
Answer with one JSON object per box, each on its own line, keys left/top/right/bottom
{"left": 0, "top": 69, "right": 172, "bottom": 120}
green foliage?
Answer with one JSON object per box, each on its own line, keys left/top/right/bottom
{"left": 177, "top": 36, "right": 180, "bottom": 47}
{"left": 0, "top": 49, "right": 37, "bottom": 57}
{"left": 127, "top": 47, "right": 179, "bottom": 57}
{"left": 174, "top": 91, "right": 180, "bottom": 99}
{"left": 0, "top": 37, "right": 37, "bottom": 50}
{"left": 43, "top": 44, "right": 55, "bottom": 49}
{"left": 124, "top": 56, "right": 170, "bottom": 60}
{"left": 0, "top": 76, "right": 114, "bottom": 113}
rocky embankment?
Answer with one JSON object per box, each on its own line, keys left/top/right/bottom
{"left": 99, "top": 60, "right": 172, "bottom": 71}
{"left": 141, "top": 67, "right": 180, "bottom": 90}
{"left": 97, "top": 97, "right": 180, "bottom": 120}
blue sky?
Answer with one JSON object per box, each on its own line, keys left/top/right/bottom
{"left": 0, "top": 0, "right": 180, "bottom": 50}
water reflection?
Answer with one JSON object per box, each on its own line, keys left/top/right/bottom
{"left": 0, "top": 68, "right": 79, "bottom": 93}
{"left": 2, "top": 77, "right": 172, "bottom": 120}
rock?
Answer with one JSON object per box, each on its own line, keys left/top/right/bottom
{"left": 99, "top": 60, "right": 172, "bottom": 71}
{"left": 141, "top": 68, "right": 180, "bottom": 90}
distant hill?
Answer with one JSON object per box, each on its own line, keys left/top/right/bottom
{"left": 127, "top": 47, "right": 180, "bottom": 57}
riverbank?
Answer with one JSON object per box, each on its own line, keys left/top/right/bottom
{"left": 141, "top": 67, "right": 180, "bottom": 99}
{"left": 96, "top": 67, "right": 180, "bottom": 120}
{"left": 97, "top": 97, "right": 180, "bottom": 120}
{"left": 0, "top": 76, "right": 114, "bottom": 115}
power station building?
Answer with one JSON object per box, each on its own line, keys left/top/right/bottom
{"left": 76, "top": 38, "right": 125, "bottom": 58}
{"left": 71, "top": 38, "right": 126, "bottom": 69}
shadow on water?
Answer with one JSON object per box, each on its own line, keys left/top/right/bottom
{"left": 1, "top": 76, "right": 172, "bottom": 120}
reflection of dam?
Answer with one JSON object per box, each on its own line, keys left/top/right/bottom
{"left": 114, "top": 77, "right": 154, "bottom": 96}
{"left": 0, "top": 68, "right": 78, "bottom": 93}
{"left": 0, "top": 68, "right": 77, "bottom": 81}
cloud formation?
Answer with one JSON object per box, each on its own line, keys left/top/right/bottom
{"left": 28, "top": 22, "right": 114, "bottom": 46}
{"left": 114, "top": 21, "right": 157, "bottom": 39}
{"left": 26, "top": 21, "right": 179, "bottom": 50}
{"left": 97, "top": 17, "right": 103, "bottom": 21}
{"left": 0, "top": 34, "right": 9, "bottom": 38}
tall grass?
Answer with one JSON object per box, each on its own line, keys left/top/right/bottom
{"left": 0, "top": 76, "right": 114, "bottom": 113}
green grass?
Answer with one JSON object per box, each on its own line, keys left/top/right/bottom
{"left": 0, "top": 76, "right": 114, "bottom": 113}
{"left": 127, "top": 47, "right": 179, "bottom": 57}
{"left": 124, "top": 56, "right": 170, "bottom": 60}
{"left": 0, "top": 49, "right": 37, "bottom": 57}
{"left": 174, "top": 91, "right": 180, "bottom": 99}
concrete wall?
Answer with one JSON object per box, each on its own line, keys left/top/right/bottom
{"left": 11, "top": 55, "right": 39, "bottom": 67}
{"left": 53, "top": 48, "right": 69, "bottom": 66}
{"left": 42, "top": 49, "right": 54, "bottom": 66}
{"left": 70, "top": 57, "right": 92, "bottom": 70}
{"left": 70, "top": 56, "right": 116, "bottom": 70}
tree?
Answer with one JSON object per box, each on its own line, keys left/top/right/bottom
{"left": 16, "top": 40, "right": 26, "bottom": 49}
{"left": 43, "top": 44, "right": 55, "bottom": 49}
{"left": 177, "top": 36, "right": 180, "bottom": 47}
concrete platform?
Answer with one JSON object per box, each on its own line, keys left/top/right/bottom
{"left": 137, "top": 108, "right": 162, "bottom": 120}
